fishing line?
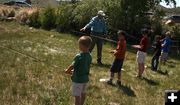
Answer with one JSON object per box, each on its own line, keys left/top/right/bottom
{"left": 0, "top": 45, "right": 61, "bottom": 69}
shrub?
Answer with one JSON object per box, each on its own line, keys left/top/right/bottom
{"left": 41, "top": 6, "right": 56, "bottom": 30}
{"left": 73, "top": 0, "right": 104, "bottom": 30}
{"left": 69, "top": 0, "right": 151, "bottom": 36}
{"left": 7, "top": 10, "right": 15, "bottom": 17}
{"left": 2, "top": 9, "right": 9, "bottom": 17}
{"left": 0, "top": 7, "right": 15, "bottom": 17}
{"left": 171, "top": 24, "right": 180, "bottom": 36}
{"left": 56, "top": 4, "right": 77, "bottom": 32}
{"left": 0, "top": 10, "right": 4, "bottom": 19}
{"left": 28, "top": 9, "right": 41, "bottom": 28}
{"left": 0, "top": 6, "right": 16, "bottom": 21}
{"left": 16, "top": 11, "right": 29, "bottom": 25}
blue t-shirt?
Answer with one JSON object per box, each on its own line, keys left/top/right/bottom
{"left": 161, "top": 37, "right": 171, "bottom": 53}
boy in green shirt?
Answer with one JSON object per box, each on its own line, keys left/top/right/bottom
{"left": 65, "top": 36, "right": 92, "bottom": 105}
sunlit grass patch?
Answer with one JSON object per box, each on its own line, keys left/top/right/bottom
{"left": 0, "top": 21, "right": 180, "bottom": 105}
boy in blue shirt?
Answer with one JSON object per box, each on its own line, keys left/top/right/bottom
{"left": 160, "top": 32, "right": 172, "bottom": 65}
{"left": 65, "top": 36, "right": 92, "bottom": 105}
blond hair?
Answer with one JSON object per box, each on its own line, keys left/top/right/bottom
{"left": 78, "top": 36, "right": 92, "bottom": 48}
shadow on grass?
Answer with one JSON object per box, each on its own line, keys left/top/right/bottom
{"left": 91, "top": 63, "right": 111, "bottom": 69}
{"left": 87, "top": 85, "right": 101, "bottom": 94}
{"left": 142, "top": 77, "right": 159, "bottom": 86}
{"left": 154, "top": 70, "right": 168, "bottom": 76}
{"left": 167, "top": 60, "right": 176, "bottom": 64}
{"left": 106, "top": 83, "right": 136, "bottom": 97}
{"left": 118, "top": 84, "right": 136, "bottom": 97}
{"left": 167, "top": 64, "right": 176, "bottom": 68}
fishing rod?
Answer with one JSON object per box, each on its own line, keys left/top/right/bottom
{"left": 71, "top": 30, "right": 140, "bottom": 46}
{"left": 71, "top": 30, "right": 117, "bottom": 43}
{"left": 91, "top": 35, "right": 117, "bottom": 43}
{"left": 73, "top": 30, "right": 117, "bottom": 43}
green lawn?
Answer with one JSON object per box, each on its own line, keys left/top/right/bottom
{"left": 0, "top": 21, "right": 180, "bottom": 105}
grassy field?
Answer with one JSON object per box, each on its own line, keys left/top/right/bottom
{"left": 0, "top": 21, "right": 180, "bottom": 105}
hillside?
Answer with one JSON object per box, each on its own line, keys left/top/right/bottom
{"left": 166, "top": 7, "right": 180, "bottom": 15}
{"left": 159, "top": 5, "right": 180, "bottom": 15}
{"left": 0, "top": 21, "right": 180, "bottom": 105}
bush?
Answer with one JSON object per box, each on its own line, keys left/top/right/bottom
{"left": 16, "top": 11, "right": 29, "bottom": 25}
{"left": 171, "top": 24, "right": 180, "bottom": 37}
{"left": 68, "top": 0, "right": 151, "bottom": 36}
{"left": 73, "top": 0, "right": 104, "bottom": 30}
{"left": 56, "top": 4, "right": 77, "bottom": 32}
{"left": 0, "top": 6, "right": 16, "bottom": 21}
{"left": 16, "top": 8, "right": 34, "bottom": 25}
{"left": 41, "top": 6, "right": 56, "bottom": 30}
{"left": 2, "top": 9, "right": 9, "bottom": 17}
{"left": 7, "top": 10, "right": 15, "bottom": 17}
{"left": 28, "top": 9, "right": 41, "bottom": 28}
{"left": 0, "top": 7, "right": 15, "bottom": 17}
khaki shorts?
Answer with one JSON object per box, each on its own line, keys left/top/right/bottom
{"left": 136, "top": 51, "right": 146, "bottom": 64}
{"left": 72, "top": 82, "right": 87, "bottom": 96}
{"left": 160, "top": 52, "right": 168, "bottom": 62}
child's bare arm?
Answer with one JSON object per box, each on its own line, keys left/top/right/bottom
{"left": 131, "top": 45, "right": 141, "bottom": 49}
{"left": 65, "top": 65, "right": 74, "bottom": 74}
{"left": 162, "top": 43, "right": 165, "bottom": 47}
{"left": 110, "top": 50, "right": 116, "bottom": 53}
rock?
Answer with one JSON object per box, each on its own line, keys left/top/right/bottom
{"left": 109, "top": 102, "right": 120, "bottom": 105}
{"left": 50, "top": 35, "right": 54, "bottom": 38}
{"left": 29, "top": 27, "right": 33, "bottom": 30}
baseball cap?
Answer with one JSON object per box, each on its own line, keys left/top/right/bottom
{"left": 97, "top": 10, "right": 106, "bottom": 16}
{"left": 165, "top": 31, "right": 171, "bottom": 36}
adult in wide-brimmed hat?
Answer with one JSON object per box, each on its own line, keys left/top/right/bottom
{"left": 80, "top": 10, "right": 107, "bottom": 65}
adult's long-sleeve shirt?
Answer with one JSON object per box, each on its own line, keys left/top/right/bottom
{"left": 84, "top": 16, "right": 107, "bottom": 35}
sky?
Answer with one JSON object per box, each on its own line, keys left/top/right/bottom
{"left": 160, "top": 0, "right": 180, "bottom": 8}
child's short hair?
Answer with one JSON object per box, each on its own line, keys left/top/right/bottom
{"left": 117, "top": 30, "right": 126, "bottom": 36}
{"left": 155, "top": 35, "right": 161, "bottom": 40}
{"left": 141, "top": 29, "right": 149, "bottom": 35}
{"left": 78, "top": 36, "right": 92, "bottom": 48}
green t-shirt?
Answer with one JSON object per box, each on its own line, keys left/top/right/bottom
{"left": 71, "top": 52, "right": 92, "bottom": 83}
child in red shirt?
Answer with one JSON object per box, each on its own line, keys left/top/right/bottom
{"left": 134, "top": 29, "right": 149, "bottom": 78}
{"left": 107, "top": 30, "right": 126, "bottom": 86}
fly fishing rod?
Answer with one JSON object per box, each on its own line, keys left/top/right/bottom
{"left": 71, "top": 30, "right": 118, "bottom": 43}
{"left": 71, "top": 30, "right": 139, "bottom": 43}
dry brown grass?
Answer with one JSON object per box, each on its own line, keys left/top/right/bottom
{"left": 0, "top": 5, "right": 39, "bottom": 24}
{"left": 15, "top": 8, "right": 39, "bottom": 24}
{"left": 0, "top": 5, "right": 16, "bottom": 18}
